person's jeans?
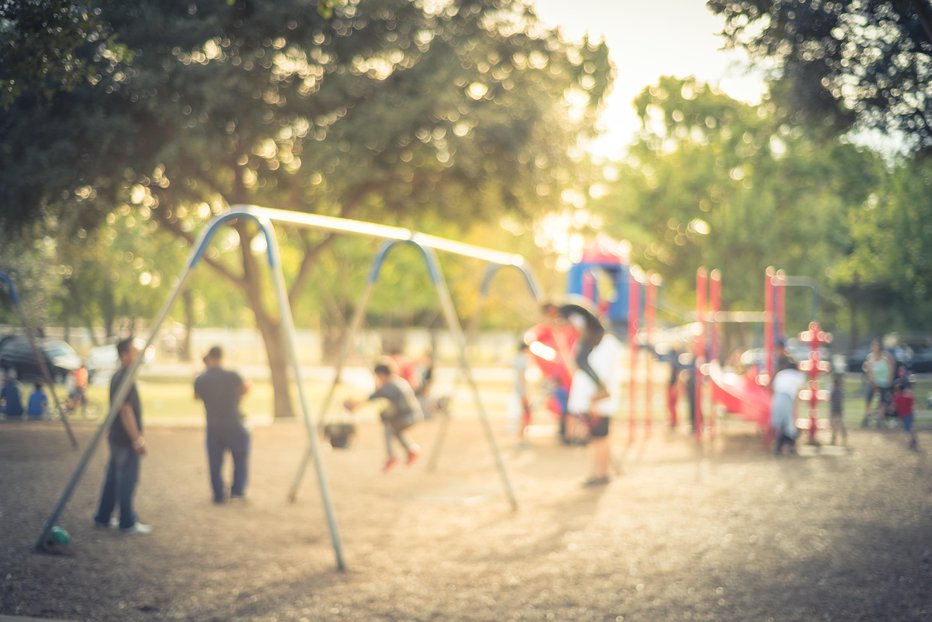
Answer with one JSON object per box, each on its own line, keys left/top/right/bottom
{"left": 382, "top": 423, "right": 413, "bottom": 458}
{"left": 206, "top": 424, "right": 250, "bottom": 502}
{"left": 94, "top": 443, "right": 140, "bottom": 529}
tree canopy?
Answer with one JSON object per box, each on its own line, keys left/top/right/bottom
{"left": 590, "top": 75, "right": 915, "bottom": 341}
{"left": 0, "top": 0, "right": 612, "bottom": 417}
{"left": 708, "top": 0, "right": 932, "bottom": 152}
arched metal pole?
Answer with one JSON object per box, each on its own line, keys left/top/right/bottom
{"left": 260, "top": 217, "right": 346, "bottom": 571}
{"left": 33, "top": 222, "right": 206, "bottom": 553}
{"left": 428, "top": 262, "right": 541, "bottom": 471}
{"left": 0, "top": 271, "right": 77, "bottom": 448}
{"left": 286, "top": 258, "right": 379, "bottom": 502}
{"left": 288, "top": 238, "right": 520, "bottom": 509}
{"left": 424, "top": 246, "right": 519, "bottom": 510}
{"left": 36, "top": 204, "right": 534, "bottom": 562}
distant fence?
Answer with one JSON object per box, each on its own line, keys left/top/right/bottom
{"left": 0, "top": 324, "right": 522, "bottom": 367}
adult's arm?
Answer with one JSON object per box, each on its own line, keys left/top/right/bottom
{"left": 119, "top": 404, "right": 146, "bottom": 456}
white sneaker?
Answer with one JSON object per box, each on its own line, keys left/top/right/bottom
{"left": 94, "top": 517, "right": 119, "bottom": 529}
{"left": 119, "top": 522, "right": 153, "bottom": 535}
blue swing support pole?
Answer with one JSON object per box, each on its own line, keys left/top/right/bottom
{"left": 426, "top": 263, "right": 541, "bottom": 472}
{"left": 0, "top": 271, "right": 77, "bottom": 448}
{"left": 34, "top": 208, "right": 346, "bottom": 568}
{"left": 35, "top": 204, "right": 537, "bottom": 567}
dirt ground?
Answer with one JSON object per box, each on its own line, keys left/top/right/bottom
{"left": 1, "top": 411, "right": 930, "bottom": 622}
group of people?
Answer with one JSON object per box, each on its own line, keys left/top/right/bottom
{"left": 84, "top": 325, "right": 925, "bottom": 534}
{"left": 93, "top": 340, "right": 251, "bottom": 535}
{"left": 1, "top": 368, "right": 86, "bottom": 420}
{"left": 92, "top": 336, "right": 440, "bottom": 536}
{"left": 859, "top": 337, "right": 918, "bottom": 449}
{"left": 769, "top": 335, "right": 919, "bottom": 455}
{"left": 519, "top": 300, "right": 622, "bottom": 487}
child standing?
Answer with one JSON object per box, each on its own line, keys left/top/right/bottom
{"left": 829, "top": 374, "right": 847, "bottom": 447}
{"left": 892, "top": 379, "right": 919, "bottom": 450}
{"left": 345, "top": 359, "right": 422, "bottom": 472}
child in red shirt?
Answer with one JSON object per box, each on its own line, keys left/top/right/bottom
{"left": 892, "top": 380, "right": 919, "bottom": 450}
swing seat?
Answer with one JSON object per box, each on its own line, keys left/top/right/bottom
{"left": 323, "top": 422, "right": 356, "bottom": 449}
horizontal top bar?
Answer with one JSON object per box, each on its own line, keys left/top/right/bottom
{"left": 228, "top": 205, "right": 527, "bottom": 268}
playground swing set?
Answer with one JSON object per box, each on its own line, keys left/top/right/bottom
{"left": 34, "top": 205, "right": 539, "bottom": 569}
{"left": 28, "top": 210, "right": 835, "bottom": 563}
{"left": 288, "top": 235, "right": 540, "bottom": 503}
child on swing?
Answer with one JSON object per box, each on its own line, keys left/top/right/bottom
{"left": 345, "top": 358, "right": 423, "bottom": 472}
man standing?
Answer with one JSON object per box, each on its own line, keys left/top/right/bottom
{"left": 94, "top": 338, "right": 151, "bottom": 534}
{"left": 194, "top": 346, "right": 250, "bottom": 504}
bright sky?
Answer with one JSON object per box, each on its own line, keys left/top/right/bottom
{"left": 532, "top": 0, "right": 767, "bottom": 158}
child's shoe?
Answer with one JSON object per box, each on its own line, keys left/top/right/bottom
{"left": 382, "top": 456, "right": 398, "bottom": 472}
{"left": 406, "top": 448, "right": 420, "bottom": 466}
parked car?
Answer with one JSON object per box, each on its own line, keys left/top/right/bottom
{"left": 0, "top": 336, "right": 82, "bottom": 383}
{"left": 907, "top": 346, "right": 932, "bottom": 374}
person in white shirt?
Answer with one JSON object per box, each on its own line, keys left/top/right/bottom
{"left": 560, "top": 301, "right": 622, "bottom": 487}
{"left": 770, "top": 360, "right": 806, "bottom": 455}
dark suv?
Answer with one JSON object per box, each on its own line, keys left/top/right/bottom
{"left": 0, "top": 335, "right": 82, "bottom": 383}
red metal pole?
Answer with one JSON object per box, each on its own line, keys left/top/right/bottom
{"left": 709, "top": 269, "right": 721, "bottom": 435}
{"left": 583, "top": 270, "right": 595, "bottom": 303}
{"left": 709, "top": 270, "right": 721, "bottom": 364}
{"left": 695, "top": 267, "right": 707, "bottom": 441}
{"left": 644, "top": 274, "right": 658, "bottom": 434}
{"left": 800, "top": 321, "right": 832, "bottom": 445}
{"left": 764, "top": 267, "right": 775, "bottom": 383}
{"left": 628, "top": 269, "right": 640, "bottom": 440}
{"left": 776, "top": 269, "right": 786, "bottom": 344}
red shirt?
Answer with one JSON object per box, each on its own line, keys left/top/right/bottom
{"left": 893, "top": 390, "right": 914, "bottom": 417}
{"left": 525, "top": 322, "right": 577, "bottom": 388}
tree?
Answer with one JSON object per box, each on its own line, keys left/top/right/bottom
{"left": 708, "top": 0, "right": 932, "bottom": 151}
{"left": 0, "top": 0, "right": 124, "bottom": 108}
{"left": 0, "top": 0, "right": 611, "bottom": 417}
{"left": 829, "top": 151, "right": 932, "bottom": 338}
{"left": 591, "top": 76, "right": 885, "bottom": 337}
{"left": 50, "top": 206, "right": 187, "bottom": 342}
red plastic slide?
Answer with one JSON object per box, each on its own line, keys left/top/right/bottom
{"left": 707, "top": 362, "right": 771, "bottom": 430}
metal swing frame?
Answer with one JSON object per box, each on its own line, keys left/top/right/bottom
{"left": 287, "top": 239, "right": 540, "bottom": 510}
{"left": 0, "top": 271, "right": 77, "bottom": 447}
{"left": 424, "top": 262, "right": 541, "bottom": 471}
{"left": 35, "top": 204, "right": 539, "bottom": 570}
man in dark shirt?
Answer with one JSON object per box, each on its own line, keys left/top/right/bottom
{"left": 94, "top": 337, "right": 151, "bottom": 533}
{"left": 194, "top": 345, "right": 250, "bottom": 504}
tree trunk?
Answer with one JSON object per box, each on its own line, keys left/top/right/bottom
{"left": 236, "top": 222, "right": 295, "bottom": 419}
{"left": 255, "top": 312, "right": 294, "bottom": 419}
